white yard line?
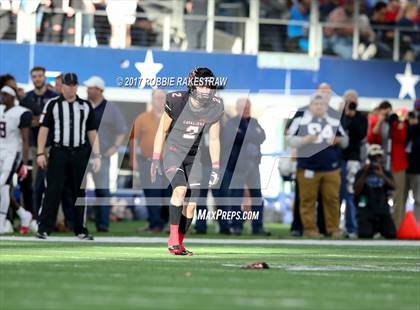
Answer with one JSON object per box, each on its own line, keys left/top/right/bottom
{"left": 1, "top": 236, "right": 420, "bottom": 247}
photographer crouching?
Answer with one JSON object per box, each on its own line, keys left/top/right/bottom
{"left": 353, "top": 144, "right": 396, "bottom": 239}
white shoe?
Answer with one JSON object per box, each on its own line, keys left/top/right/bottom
{"left": 0, "top": 220, "right": 14, "bottom": 234}
{"left": 21, "top": 210, "right": 32, "bottom": 228}
{"left": 347, "top": 232, "right": 358, "bottom": 239}
{"left": 29, "top": 220, "right": 38, "bottom": 233}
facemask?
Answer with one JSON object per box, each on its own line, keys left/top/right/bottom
{"left": 190, "top": 89, "right": 215, "bottom": 108}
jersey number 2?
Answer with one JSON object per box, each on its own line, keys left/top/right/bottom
{"left": 0, "top": 121, "right": 6, "bottom": 138}
{"left": 183, "top": 125, "right": 199, "bottom": 139}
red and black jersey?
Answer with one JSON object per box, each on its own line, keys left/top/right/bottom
{"left": 164, "top": 91, "right": 224, "bottom": 153}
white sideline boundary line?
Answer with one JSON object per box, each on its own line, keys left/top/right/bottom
{"left": 1, "top": 236, "right": 420, "bottom": 247}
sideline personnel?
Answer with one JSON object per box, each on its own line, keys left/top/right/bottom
{"left": 36, "top": 73, "right": 101, "bottom": 240}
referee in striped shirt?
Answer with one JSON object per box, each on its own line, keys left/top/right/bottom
{"left": 36, "top": 73, "right": 101, "bottom": 240}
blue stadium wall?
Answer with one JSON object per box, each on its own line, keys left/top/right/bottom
{"left": 0, "top": 42, "right": 419, "bottom": 99}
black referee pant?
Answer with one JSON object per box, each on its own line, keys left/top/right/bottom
{"left": 38, "top": 145, "right": 89, "bottom": 235}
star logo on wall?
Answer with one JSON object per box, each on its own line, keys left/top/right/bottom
{"left": 134, "top": 50, "right": 163, "bottom": 89}
{"left": 395, "top": 63, "right": 420, "bottom": 100}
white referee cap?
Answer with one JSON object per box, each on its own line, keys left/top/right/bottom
{"left": 0, "top": 85, "right": 17, "bottom": 97}
{"left": 84, "top": 76, "right": 105, "bottom": 90}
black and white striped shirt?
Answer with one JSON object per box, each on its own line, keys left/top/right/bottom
{"left": 39, "top": 95, "right": 96, "bottom": 147}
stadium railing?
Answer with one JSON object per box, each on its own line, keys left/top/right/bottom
{"left": 0, "top": 1, "right": 417, "bottom": 62}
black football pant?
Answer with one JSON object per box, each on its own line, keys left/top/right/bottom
{"left": 18, "top": 169, "right": 33, "bottom": 214}
{"left": 163, "top": 149, "right": 202, "bottom": 204}
{"left": 38, "top": 146, "right": 89, "bottom": 235}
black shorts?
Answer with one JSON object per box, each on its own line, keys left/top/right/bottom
{"left": 163, "top": 145, "right": 202, "bottom": 190}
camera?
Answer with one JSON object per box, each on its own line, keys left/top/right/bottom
{"left": 368, "top": 162, "right": 378, "bottom": 174}
{"left": 347, "top": 101, "right": 357, "bottom": 111}
{"left": 367, "top": 154, "right": 382, "bottom": 174}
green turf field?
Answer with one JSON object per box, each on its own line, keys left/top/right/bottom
{"left": 1, "top": 240, "right": 419, "bottom": 310}
{"left": 15, "top": 220, "right": 293, "bottom": 239}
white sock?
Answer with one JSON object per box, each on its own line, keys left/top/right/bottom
{"left": 0, "top": 185, "right": 10, "bottom": 228}
{"left": 16, "top": 207, "right": 27, "bottom": 219}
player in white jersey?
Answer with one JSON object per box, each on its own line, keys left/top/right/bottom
{"left": 0, "top": 86, "right": 33, "bottom": 234}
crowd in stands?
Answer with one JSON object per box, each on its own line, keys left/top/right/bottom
{"left": 0, "top": 0, "right": 418, "bottom": 58}
{"left": 1, "top": 67, "right": 419, "bottom": 239}
{"left": 286, "top": 0, "right": 420, "bottom": 60}
{"left": 0, "top": 0, "right": 155, "bottom": 48}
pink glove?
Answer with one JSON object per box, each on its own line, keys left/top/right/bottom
{"left": 17, "top": 164, "right": 28, "bottom": 180}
